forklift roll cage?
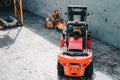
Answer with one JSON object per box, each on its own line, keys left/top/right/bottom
{"left": 66, "top": 21, "right": 88, "bottom": 37}
{"left": 68, "top": 5, "right": 87, "bottom": 21}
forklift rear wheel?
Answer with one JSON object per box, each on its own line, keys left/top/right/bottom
{"left": 57, "top": 61, "right": 64, "bottom": 75}
{"left": 84, "top": 62, "right": 93, "bottom": 78}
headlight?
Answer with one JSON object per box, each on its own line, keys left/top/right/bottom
{"left": 60, "top": 47, "right": 67, "bottom": 54}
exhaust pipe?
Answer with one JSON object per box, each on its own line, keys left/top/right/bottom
{"left": 85, "top": 30, "right": 88, "bottom": 49}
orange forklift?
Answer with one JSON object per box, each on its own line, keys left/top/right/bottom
{"left": 57, "top": 5, "right": 93, "bottom": 78}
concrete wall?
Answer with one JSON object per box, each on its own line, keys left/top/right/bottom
{"left": 23, "top": 0, "right": 120, "bottom": 48}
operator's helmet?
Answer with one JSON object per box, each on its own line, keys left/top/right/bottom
{"left": 73, "top": 30, "right": 82, "bottom": 39}
{"left": 73, "top": 30, "right": 82, "bottom": 35}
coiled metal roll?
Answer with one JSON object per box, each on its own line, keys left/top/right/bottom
{"left": 0, "top": 0, "right": 11, "bottom": 7}
{"left": 4, "top": 0, "right": 11, "bottom": 7}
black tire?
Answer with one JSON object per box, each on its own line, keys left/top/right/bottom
{"left": 84, "top": 62, "right": 93, "bottom": 78}
{"left": 57, "top": 61, "right": 64, "bottom": 75}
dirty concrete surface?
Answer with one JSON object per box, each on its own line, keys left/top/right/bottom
{"left": 0, "top": 11, "right": 120, "bottom": 80}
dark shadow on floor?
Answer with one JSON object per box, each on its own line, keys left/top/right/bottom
{"left": 0, "top": 27, "right": 22, "bottom": 49}
{"left": 0, "top": 35, "right": 13, "bottom": 48}
{"left": 24, "top": 12, "right": 62, "bottom": 47}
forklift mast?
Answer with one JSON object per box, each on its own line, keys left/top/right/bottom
{"left": 68, "top": 5, "right": 87, "bottom": 21}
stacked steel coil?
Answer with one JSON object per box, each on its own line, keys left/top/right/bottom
{"left": 0, "top": 0, "right": 11, "bottom": 8}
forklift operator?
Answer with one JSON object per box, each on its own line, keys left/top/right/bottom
{"left": 68, "top": 25, "right": 82, "bottom": 37}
